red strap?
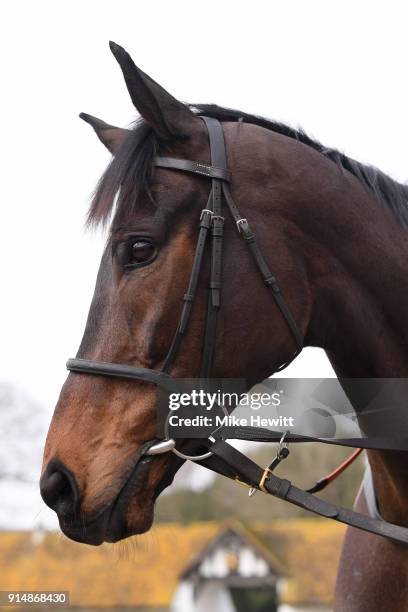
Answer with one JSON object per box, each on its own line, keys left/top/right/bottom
{"left": 306, "top": 448, "right": 363, "bottom": 494}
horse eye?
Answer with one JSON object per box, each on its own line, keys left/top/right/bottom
{"left": 129, "top": 240, "right": 156, "bottom": 265}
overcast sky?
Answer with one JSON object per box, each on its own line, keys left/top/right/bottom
{"left": 1, "top": 1, "right": 408, "bottom": 410}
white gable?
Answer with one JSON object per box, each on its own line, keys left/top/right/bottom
{"left": 194, "top": 530, "right": 277, "bottom": 580}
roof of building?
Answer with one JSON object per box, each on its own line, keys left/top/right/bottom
{"left": 0, "top": 519, "right": 345, "bottom": 608}
{"left": 181, "top": 522, "right": 287, "bottom": 582}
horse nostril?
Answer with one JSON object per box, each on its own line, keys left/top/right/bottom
{"left": 40, "top": 463, "right": 80, "bottom": 518}
{"left": 41, "top": 471, "right": 66, "bottom": 506}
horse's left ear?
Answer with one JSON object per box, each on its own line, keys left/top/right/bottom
{"left": 109, "top": 41, "right": 199, "bottom": 141}
{"left": 79, "top": 113, "right": 130, "bottom": 154}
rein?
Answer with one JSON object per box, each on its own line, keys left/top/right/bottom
{"left": 67, "top": 117, "right": 408, "bottom": 546}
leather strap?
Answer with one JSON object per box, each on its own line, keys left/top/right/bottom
{"left": 66, "top": 358, "right": 180, "bottom": 392}
{"left": 200, "top": 117, "right": 227, "bottom": 378}
{"left": 209, "top": 425, "right": 408, "bottom": 451}
{"left": 161, "top": 201, "right": 213, "bottom": 374}
{"left": 222, "top": 183, "right": 303, "bottom": 366}
{"left": 203, "top": 439, "right": 408, "bottom": 545}
{"left": 306, "top": 448, "right": 363, "bottom": 494}
{"left": 154, "top": 156, "right": 230, "bottom": 182}
{"left": 155, "top": 121, "right": 302, "bottom": 365}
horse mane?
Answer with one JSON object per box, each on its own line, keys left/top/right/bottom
{"left": 88, "top": 104, "right": 408, "bottom": 228}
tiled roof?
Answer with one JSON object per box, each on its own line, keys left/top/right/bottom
{"left": 257, "top": 519, "right": 345, "bottom": 604}
{"left": 0, "top": 519, "right": 345, "bottom": 608}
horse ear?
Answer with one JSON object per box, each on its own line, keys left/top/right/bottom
{"left": 109, "top": 41, "right": 199, "bottom": 141}
{"left": 79, "top": 113, "right": 130, "bottom": 154}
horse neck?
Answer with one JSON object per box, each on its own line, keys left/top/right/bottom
{"left": 301, "top": 185, "right": 408, "bottom": 378}
{"left": 300, "top": 176, "right": 408, "bottom": 523}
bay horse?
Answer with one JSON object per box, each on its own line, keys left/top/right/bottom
{"left": 41, "top": 42, "right": 408, "bottom": 610}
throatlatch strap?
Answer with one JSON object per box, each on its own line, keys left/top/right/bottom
{"left": 222, "top": 182, "right": 303, "bottom": 364}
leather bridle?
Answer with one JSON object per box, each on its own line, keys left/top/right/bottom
{"left": 67, "top": 117, "right": 408, "bottom": 545}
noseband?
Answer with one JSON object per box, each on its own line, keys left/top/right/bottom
{"left": 66, "top": 117, "right": 408, "bottom": 545}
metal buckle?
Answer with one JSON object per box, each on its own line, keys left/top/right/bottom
{"left": 200, "top": 209, "right": 213, "bottom": 221}
{"left": 236, "top": 218, "right": 248, "bottom": 233}
{"left": 248, "top": 431, "right": 290, "bottom": 497}
{"left": 211, "top": 215, "right": 224, "bottom": 224}
{"left": 235, "top": 477, "right": 254, "bottom": 491}
{"left": 200, "top": 210, "right": 224, "bottom": 225}
{"left": 259, "top": 467, "right": 273, "bottom": 493}
{"left": 246, "top": 466, "right": 273, "bottom": 497}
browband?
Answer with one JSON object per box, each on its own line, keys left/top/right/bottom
{"left": 154, "top": 156, "right": 231, "bottom": 182}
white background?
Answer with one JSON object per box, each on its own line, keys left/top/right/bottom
{"left": 2, "top": 0, "right": 408, "bottom": 407}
